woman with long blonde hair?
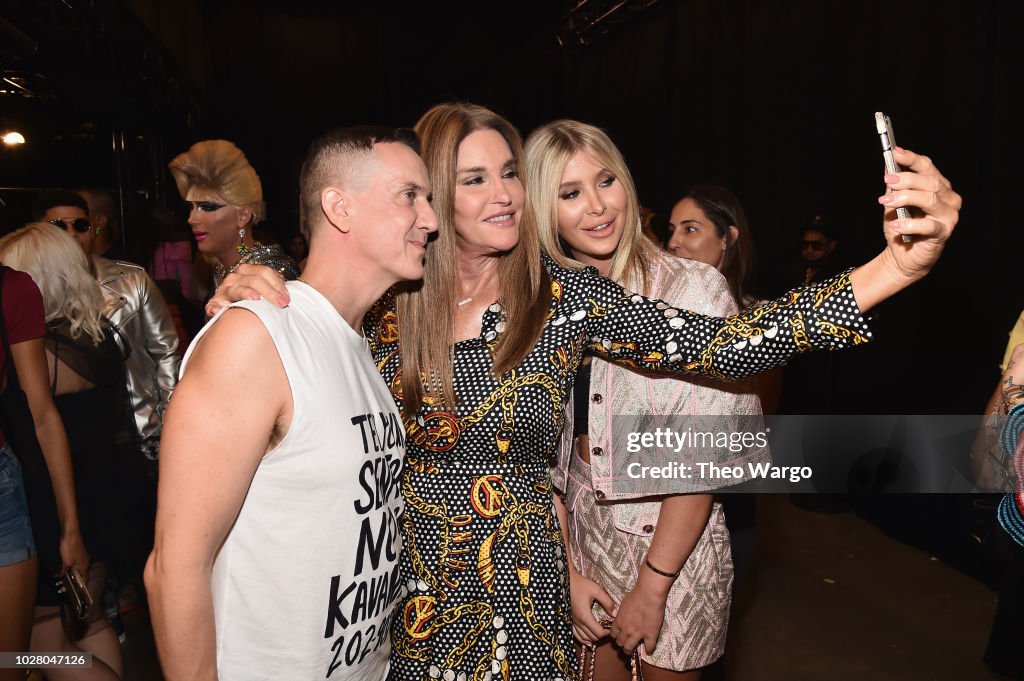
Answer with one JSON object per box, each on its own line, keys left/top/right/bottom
{"left": 0, "top": 223, "right": 142, "bottom": 680}
{"left": 527, "top": 120, "right": 761, "bottom": 680}
{"left": 0, "top": 240, "right": 88, "bottom": 681}
{"left": 212, "top": 102, "right": 958, "bottom": 680}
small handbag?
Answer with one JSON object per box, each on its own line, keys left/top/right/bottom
{"left": 0, "top": 266, "right": 63, "bottom": 576}
{"left": 55, "top": 564, "right": 93, "bottom": 640}
{"left": 578, "top": 618, "right": 644, "bottom": 681}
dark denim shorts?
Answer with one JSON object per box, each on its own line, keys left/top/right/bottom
{"left": 0, "top": 443, "right": 36, "bottom": 567}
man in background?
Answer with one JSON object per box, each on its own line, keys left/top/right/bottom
{"left": 799, "top": 214, "right": 841, "bottom": 285}
{"left": 34, "top": 190, "right": 180, "bottom": 464}
{"left": 77, "top": 188, "right": 127, "bottom": 262}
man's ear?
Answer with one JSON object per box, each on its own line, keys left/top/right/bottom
{"left": 321, "top": 188, "right": 352, "bottom": 233}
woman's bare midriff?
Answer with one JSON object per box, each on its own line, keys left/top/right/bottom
{"left": 575, "top": 433, "right": 591, "bottom": 464}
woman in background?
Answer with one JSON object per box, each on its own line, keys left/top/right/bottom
{"left": 668, "top": 185, "right": 782, "bottom": 414}
{"left": 0, "top": 262, "right": 88, "bottom": 681}
{"left": 1, "top": 223, "right": 136, "bottom": 680}
{"left": 665, "top": 186, "right": 777, "bottom": 671}
{"left": 286, "top": 232, "right": 310, "bottom": 271}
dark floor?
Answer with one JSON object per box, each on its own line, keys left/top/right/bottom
{"left": 106, "top": 495, "right": 1008, "bottom": 680}
{"left": 721, "top": 495, "right": 1008, "bottom": 681}
{"left": 120, "top": 606, "right": 161, "bottom": 681}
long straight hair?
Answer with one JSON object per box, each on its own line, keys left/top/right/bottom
{"left": 396, "top": 103, "right": 550, "bottom": 416}
{"left": 525, "top": 119, "right": 654, "bottom": 294}
{"left": 0, "top": 223, "right": 106, "bottom": 343}
{"left": 680, "top": 185, "right": 757, "bottom": 308}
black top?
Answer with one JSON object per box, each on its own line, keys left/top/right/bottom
{"left": 35, "top": 320, "right": 153, "bottom": 604}
{"left": 573, "top": 361, "right": 591, "bottom": 437}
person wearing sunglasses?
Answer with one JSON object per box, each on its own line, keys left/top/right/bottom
{"left": 799, "top": 215, "right": 840, "bottom": 286}
{"left": 33, "top": 190, "right": 180, "bottom": 471}
{"left": 48, "top": 215, "right": 93, "bottom": 235}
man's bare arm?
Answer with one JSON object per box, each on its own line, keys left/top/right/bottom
{"left": 144, "top": 309, "right": 289, "bottom": 681}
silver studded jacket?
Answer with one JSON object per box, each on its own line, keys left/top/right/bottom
{"left": 94, "top": 256, "right": 180, "bottom": 450}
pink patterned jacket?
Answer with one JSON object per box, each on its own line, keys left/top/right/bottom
{"left": 552, "top": 250, "right": 768, "bottom": 536}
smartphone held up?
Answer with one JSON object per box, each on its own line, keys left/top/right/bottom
{"left": 875, "top": 112, "right": 913, "bottom": 243}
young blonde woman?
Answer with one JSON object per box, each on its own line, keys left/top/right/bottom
{"left": 212, "top": 102, "right": 959, "bottom": 680}
{"left": 526, "top": 120, "right": 761, "bottom": 680}
{"left": 0, "top": 263, "right": 87, "bottom": 681}
{"left": 1, "top": 223, "right": 139, "bottom": 680}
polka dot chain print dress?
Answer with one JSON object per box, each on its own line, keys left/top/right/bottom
{"left": 367, "top": 255, "right": 870, "bottom": 681}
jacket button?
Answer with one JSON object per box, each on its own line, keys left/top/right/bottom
{"left": 591, "top": 446, "right": 603, "bottom": 457}
{"left": 643, "top": 524, "right": 655, "bottom": 534}
{"left": 595, "top": 489, "right": 606, "bottom": 500}
{"left": 592, "top": 393, "right": 603, "bottom": 404}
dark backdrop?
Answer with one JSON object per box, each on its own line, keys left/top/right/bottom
{"left": 2, "top": 0, "right": 1021, "bottom": 414}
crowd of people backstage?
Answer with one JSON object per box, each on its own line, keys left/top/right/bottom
{"left": 0, "top": 178, "right": 300, "bottom": 681}
{"left": 10, "top": 98, "right": 1018, "bottom": 681}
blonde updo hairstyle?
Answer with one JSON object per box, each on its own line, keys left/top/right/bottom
{"left": 168, "top": 140, "right": 265, "bottom": 224}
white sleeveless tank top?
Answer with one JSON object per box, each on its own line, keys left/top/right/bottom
{"left": 181, "top": 281, "right": 405, "bottom": 680}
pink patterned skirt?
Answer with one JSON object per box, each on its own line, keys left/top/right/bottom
{"left": 564, "top": 452, "right": 733, "bottom": 671}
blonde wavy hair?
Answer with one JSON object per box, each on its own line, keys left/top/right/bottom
{"left": 0, "top": 223, "right": 106, "bottom": 343}
{"left": 168, "top": 139, "right": 265, "bottom": 223}
{"left": 525, "top": 119, "right": 653, "bottom": 294}
{"left": 397, "top": 102, "right": 550, "bottom": 415}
